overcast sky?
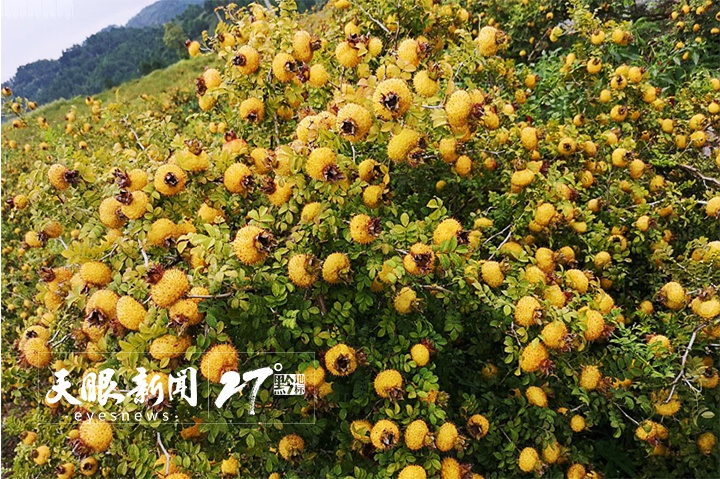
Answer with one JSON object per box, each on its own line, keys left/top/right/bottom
{"left": 1, "top": 0, "right": 160, "bottom": 82}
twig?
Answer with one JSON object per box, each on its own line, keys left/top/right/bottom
{"left": 50, "top": 334, "right": 70, "bottom": 347}
{"left": 138, "top": 239, "right": 149, "bottom": 267}
{"left": 157, "top": 432, "right": 171, "bottom": 476}
{"left": 421, "top": 284, "right": 451, "bottom": 294}
{"left": 482, "top": 223, "right": 512, "bottom": 245}
{"left": 186, "top": 292, "right": 234, "bottom": 299}
{"left": 101, "top": 243, "right": 119, "bottom": 260}
{"left": 664, "top": 322, "right": 707, "bottom": 403}
{"left": 356, "top": 3, "right": 390, "bottom": 34}
{"left": 57, "top": 238, "right": 68, "bottom": 250}
{"left": 681, "top": 164, "right": 720, "bottom": 188}
{"left": 614, "top": 403, "right": 639, "bottom": 426}
{"left": 488, "top": 226, "right": 514, "bottom": 260}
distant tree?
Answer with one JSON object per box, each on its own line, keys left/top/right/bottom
{"left": 163, "top": 22, "right": 188, "bottom": 58}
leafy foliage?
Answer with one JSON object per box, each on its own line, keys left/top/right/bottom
{"left": 2, "top": 0, "right": 720, "bottom": 478}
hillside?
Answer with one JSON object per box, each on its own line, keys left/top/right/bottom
{"left": 4, "top": 54, "right": 212, "bottom": 145}
{"left": 2, "top": 0, "right": 325, "bottom": 108}
{"left": 1, "top": 0, "right": 229, "bottom": 107}
{"left": 126, "top": 0, "right": 204, "bottom": 28}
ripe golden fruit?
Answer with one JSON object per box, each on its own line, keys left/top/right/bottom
{"left": 278, "top": 434, "right": 304, "bottom": 460}
{"left": 325, "top": 343, "right": 357, "bottom": 376}
{"left": 518, "top": 447, "right": 540, "bottom": 473}
{"left": 370, "top": 420, "right": 400, "bottom": 450}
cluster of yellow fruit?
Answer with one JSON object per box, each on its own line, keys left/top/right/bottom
{"left": 2, "top": 0, "right": 720, "bottom": 477}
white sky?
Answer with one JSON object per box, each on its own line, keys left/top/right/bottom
{"left": 1, "top": 0, "right": 160, "bottom": 82}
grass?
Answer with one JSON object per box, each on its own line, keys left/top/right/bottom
{"left": 3, "top": 55, "right": 211, "bottom": 144}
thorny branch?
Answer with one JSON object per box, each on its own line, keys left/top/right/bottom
{"left": 681, "top": 164, "right": 720, "bottom": 188}
{"left": 157, "top": 432, "right": 171, "bottom": 476}
{"left": 664, "top": 322, "right": 708, "bottom": 403}
{"left": 356, "top": 3, "right": 390, "bottom": 34}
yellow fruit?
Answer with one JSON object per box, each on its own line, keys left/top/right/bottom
{"left": 476, "top": 25, "right": 505, "bottom": 56}
{"left": 467, "top": 414, "right": 490, "bottom": 439}
{"left": 526, "top": 386, "right": 548, "bottom": 407}
{"left": 48, "top": 164, "right": 78, "bottom": 190}
{"left": 288, "top": 254, "right": 318, "bottom": 288}
{"left": 520, "top": 342, "right": 548, "bottom": 373}
{"left": 518, "top": 447, "right": 540, "bottom": 473}
{"left": 567, "top": 464, "right": 586, "bottom": 479}
{"left": 272, "top": 52, "right": 296, "bottom": 83}
{"left": 394, "top": 287, "right": 417, "bottom": 314}
{"left": 542, "top": 441, "right": 562, "bottom": 464}
{"left": 371, "top": 420, "right": 400, "bottom": 450}
{"left": 322, "top": 253, "right": 350, "bottom": 283}
{"left": 403, "top": 243, "right": 435, "bottom": 275}
{"left": 706, "top": 196, "right": 720, "bottom": 217}
{"left": 116, "top": 296, "right": 146, "bottom": 331}
{"left": 22, "top": 337, "right": 52, "bottom": 368}
{"left": 374, "top": 369, "right": 403, "bottom": 398}
{"left": 436, "top": 422, "right": 459, "bottom": 452}
{"left": 445, "top": 90, "right": 472, "bottom": 127}
{"left": 558, "top": 137, "right": 576, "bottom": 156}
{"left": 398, "top": 465, "right": 427, "bottom": 479}
{"left": 697, "top": 432, "right": 717, "bottom": 455}
{"left": 542, "top": 322, "right": 568, "bottom": 349}
{"left": 79, "top": 457, "right": 98, "bottom": 476}
{"left": 239, "top": 97, "right": 265, "bottom": 122}
{"left": 373, "top": 78, "right": 413, "bottom": 120}
{"left": 149, "top": 268, "right": 188, "bottom": 308}
{"left": 335, "top": 41, "right": 361, "bottom": 68}
{"left": 433, "top": 218, "right": 463, "bottom": 245}
{"left": 515, "top": 296, "right": 542, "bottom": 327}
{"left": 411, "top": 343, "right": 430, "bottom": 366}
{"left": 648, "top": 334, "right": 673, "bottom": 357}
{"left": 200, "top": 343, "right": 239, "bottom": 383}
{"left": 234, "top": 45, "right": 260, "bottom": 75}
{"left": 535, "top": 203, "right": 556, "bottom": 227}
{"left": 57, "top": 463, "right": 75, "bottom": 479}
{"left": 350, "top": 420, "right": 372, "bottom": 443}
{"left": 691, "top": 297, "right": 720, "bottom": 319}
{"left": 278, "top": 434, "right": 304, "bottom": 460}
{"left": 413, "top": 70, "right": 439, "bottom": 98}
{"left": 579, "top": 365, "right": 602, "bottom": 390}
{"left": 79, "top": 418, "right": 113, "bottom": 452}
{"left": 336, "top": 103, "right": 372, "bottom": 142}
{"left": 520, "top": 127, "right": 538, "bottom": 150}
{"left": 149, "top": 334, "right": 191, "bottom": 360}
{"left": 306, "top": 147, "right": 343, "bottom": 181}
{"left": 350, "top": 214, "right": 380, "bottom": 244}
{"left": 565, "top": 269, "right": 589, "bottom": 294}
{"left": 659, "top": 281, "right": 686, "bottom": 310}
{"left": 587, "top": 58, "right": 602, "bottom": 74}
{"left": 570, "top": 414, "right": 586, "bottom": 432}
{"left": 325, "top": 343, "right": 357, "bottom": 376}
{"left": 79, "top": 262, "right": 112, "bottom": 287}
{"left": 387, "top": 128, "right": 422, "bottom": 163}
{"left": 455, "top": 155, "right": 472, "bottom": 177}
{"left": 511, "top": 169, "right": 535, "bottom": 189}
{"left": 233, "top": 225, "right": 274, "bottom": 265}
{"left": 398, "top": 38, "right": 421, "bottom": 66}
{"left": 221, "top": 456, "right": 239, "bottom": 476}
{"left": 292, "top": 30, "right": 316, "bottom": 62}
{"left": 32, "top": 445, "right": 50, "bottom": 465}
{"left": 154, "top": 164, "right": 187, "bottom": 196}
{"left": 481, "top": 261, "right": 504, "bottom": 287}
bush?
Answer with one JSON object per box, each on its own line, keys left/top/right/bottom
{"left": 2, "top": 0, "right": 719, "bottom": 477}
